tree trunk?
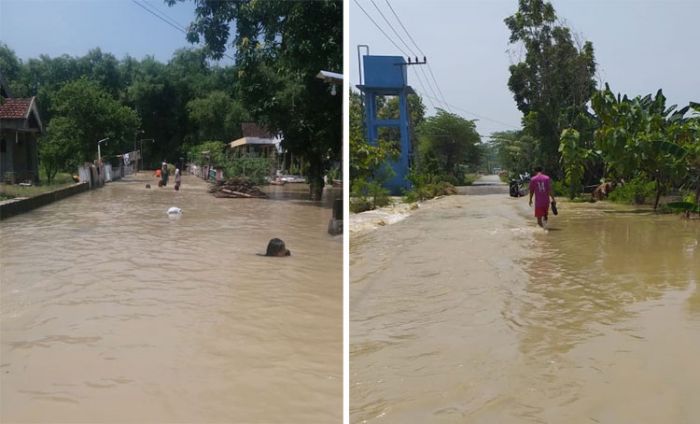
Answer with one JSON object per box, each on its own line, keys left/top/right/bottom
{"left": 653, "top": 178, "right": 662, "bottom": 210}
{"left": 308, "top": 158, "right": 324, "bottom": 201}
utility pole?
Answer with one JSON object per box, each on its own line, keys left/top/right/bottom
{"left": 97, "top": 137, "right": 109, "bottom": 163}
{"left": 138, "top": 139, "right": 155, "bottom": 172}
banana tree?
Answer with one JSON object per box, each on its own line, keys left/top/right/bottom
{"left": 591, "top": 85, "right": 695, "bottom": 209}
{"left": 558, "top": 128, "right": 590, "bottom": 199}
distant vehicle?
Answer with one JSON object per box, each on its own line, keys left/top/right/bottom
{"left": 509, "top": 173, "right": 530, "bottom": 197}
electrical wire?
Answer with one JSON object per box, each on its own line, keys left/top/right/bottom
{"left": 384, "top": 0, "right": 426, "bottom": 57}
{"left": 355, "top": 0, "right": 447, "bottom": 111}
{"left": 352, "top": 0, "right": 410, "bottom": 57}
{"left": 382, "top": 0, "right": 451, "bottom": 112}
{"left": 410, "top": 67, "right": 438, "bottom": 111}
{"left": 132, "top": 0, "right": 186, "bottom": 34}
{"left": 420, "top": 93, "right": 521, "bottom": 129}
{"left": 369, "top": 0, "right": 417, "bottom": 58}
{"left": 131, "top": 0, "right": 235, "bottom": 61}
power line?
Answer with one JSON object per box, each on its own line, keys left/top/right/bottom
{"left": 132, "top": 0, "right": 185, "bottom": 34}
{"left": 384, "top": 0, "right": 425, "bottom": 57}
{"left": 352, "top": 0, "right": 410, "bottom": 57}
{"left": 131, "top": 0, "right": 236, "bottom": 62}
{"left": 143, "top": 0, "right": 188, "bottom": 30}
{"left": 382, "top": 0, "right": 451, "bottom": 112}
{"left": 369, "top": 0, "right": 417, "bottom": 58}
{"left": 426, "top": 64, "right": 451, "bottom": 113}
{"left": 356, "top": 0, "right": 445, "bottom": 110}
{"left": 410, "top": 67, "right": 437, "bottom": 111}
{"left": 420, "top": 93, "right": 521, "bottom": 130}
{"left": 416, "top": 64, "right": 446, "bottom": 110}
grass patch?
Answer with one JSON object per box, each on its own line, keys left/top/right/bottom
{"left": 40, "top": 171, "right": 75, "bottom": 185}
{"left": 1, "top": 171, "right": 76, "bottom": 199}
{"left": 403, "top": 181, "right": 457, "bottom": 203}
{"left": 461, "top": 173, "right": 478, "bottom": 186}
{"left": 0, "top": 182, "right": 74, "bottom": 199}
{"left": 350, "top": 180, "right": 392, "bottom": 213}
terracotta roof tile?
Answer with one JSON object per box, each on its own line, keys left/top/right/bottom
{"left": 0, "top": 97, "right": 33, "bottom": 119}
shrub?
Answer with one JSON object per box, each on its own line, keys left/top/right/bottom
{"left": 551, "top": 180, "right": 567, "bottom": 197}
{"left": 350, "top": 179, "right": 391, "bottom": 213}
{"left": 404, "top": 170, "right": 458, "bottom": 202}
{"left": 224, "top": 154, "right": 272, "bottom": 186}
{"left": 461, "top": 173, "right": 478, "bottom": 186}
{"left": 608, "top": 177, "right": 656, "bottom": 204}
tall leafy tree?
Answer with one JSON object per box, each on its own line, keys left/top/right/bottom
{"left": 167, "top": 0, "right": 342, "bottom": 200}
{"left": 49, "top": 78, "right": 140, "bottom": 163}
{"left": 187, "top": 90, "right": 248, "bottom": 143}
{"left": 491, "top": 130, "right": 537, "bottom": 176}
{"left": 417, "top": 110, "right": 482, "bottom": 182}
{"left": 505, "top": 0, "right": 597, "bottom": 176}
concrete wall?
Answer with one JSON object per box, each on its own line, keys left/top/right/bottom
{"left": 0, "top": 182, "right": 89, "bottom": 220}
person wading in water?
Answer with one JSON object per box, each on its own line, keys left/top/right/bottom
{"left": 528, "top": 166, "right": 557, "bottom": 228}
{"left": 161, "top": 161, "right": 169, "bottom": 187}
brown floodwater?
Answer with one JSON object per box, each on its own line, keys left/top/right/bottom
{"left": 350, "top": 194, "right": 700, "bottom": 423}
{"left": 1, "top": 174, "right": 342, "bottom": 423}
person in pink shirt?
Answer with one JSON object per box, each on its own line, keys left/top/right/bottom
{"left": 528, "top": 166, "right": 556, "bottom": 228}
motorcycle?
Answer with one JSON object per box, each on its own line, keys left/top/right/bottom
{"left": 509, "top": 173, "right": 530, "bottom": 197}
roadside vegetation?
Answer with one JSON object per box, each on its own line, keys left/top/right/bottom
{"left": 350, "top": 90, "right": 484, "bottom": 213}
{"left": 187, "top": 141, "right": 273, "bottom": 186}
{"left": 490, "top": 0, "right": 699, "bottom": 215}
{"left": 0, "top": 0, "right": 340, "bottom": 200}
{"left": 349, "top": 0, "right": 698, "bottom": 217}
{"left": 0, "top": 171, "right": 75, "bottom": 201}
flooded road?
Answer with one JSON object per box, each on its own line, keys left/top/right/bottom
{"left": 350, "top": 194, "right": 700, "bottom": 423}
{"left": 1, "top": 174, "right": 342, "bottom": 423}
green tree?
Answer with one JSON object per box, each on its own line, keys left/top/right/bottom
{"left": 505, "top": 0, "right": 597, "bottom": 176}
{"left": 491, "top": 130, "right": 537, "bottom": 176}
{"left": 187, "top": 91, "right": 248, "bottom": 142}
{"left": 417, "top": 110, "right": 482, "bottom": 183}
{"left": 49, "top": 78, "right": 140, "bottom": 163}
{"left": 0, "top": 43, "right": 24, "bottom": 96}
{"left": 592, "top": 84, "right": 696, "bottom": 209}
{"left": 39, "top": 117, "right": 81, "bottom": 184}
{"left": 167, "top": 0, "right": 342, "bottom": 200}
{"left": 558, "top": 128, "right": 590, "bottom": 199}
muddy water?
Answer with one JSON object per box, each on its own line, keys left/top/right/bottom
{"left": 350, "top": 195, "right": 700, "bottom": 423}
{"left": 1, "top": 174, "right": 342, "bottom": 423}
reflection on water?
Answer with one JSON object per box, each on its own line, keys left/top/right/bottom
{"left": 350, "top": 195, "right": 700, "bottom": 423}
{"left": 1, "top": 174, "right": 342, "bottom": 423}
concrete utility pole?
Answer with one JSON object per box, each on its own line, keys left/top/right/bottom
{"left": 134, "top": 130, "right": 144, "bottom": 170}
{"left": 97, "top": 137, "right": 109, "bottom": 163}
{"left": 138, "top": 139, "right": 154, "bottom": 171}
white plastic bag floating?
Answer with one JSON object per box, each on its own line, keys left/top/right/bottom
{"left": 167, "top": 207, "right": 182, "bottom": 215}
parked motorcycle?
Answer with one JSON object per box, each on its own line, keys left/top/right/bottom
{"left": 509, "top": 173, "right": 530, "bottom": 197}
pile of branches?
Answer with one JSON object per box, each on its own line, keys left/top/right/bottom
{"left": 209, "top": 177, "right": 268, "bottom": 199}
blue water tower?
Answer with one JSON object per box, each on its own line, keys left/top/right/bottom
{"left": 357, "top": 55, "right": 413, "bottom": 195}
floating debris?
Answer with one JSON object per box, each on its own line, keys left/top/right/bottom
{"left": 209, "top": 178, "right": 268, "bottom": 199}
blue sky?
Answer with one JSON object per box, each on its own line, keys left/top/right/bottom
{"left": 0, "top": 0, "right": 234, "bottom": 64}
{"left": 350, "top": 0, "right": 700, "bottom": 136}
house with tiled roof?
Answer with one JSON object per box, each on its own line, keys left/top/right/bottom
{"left": 0, "top": 72, "right": 42, "bottom": 184}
